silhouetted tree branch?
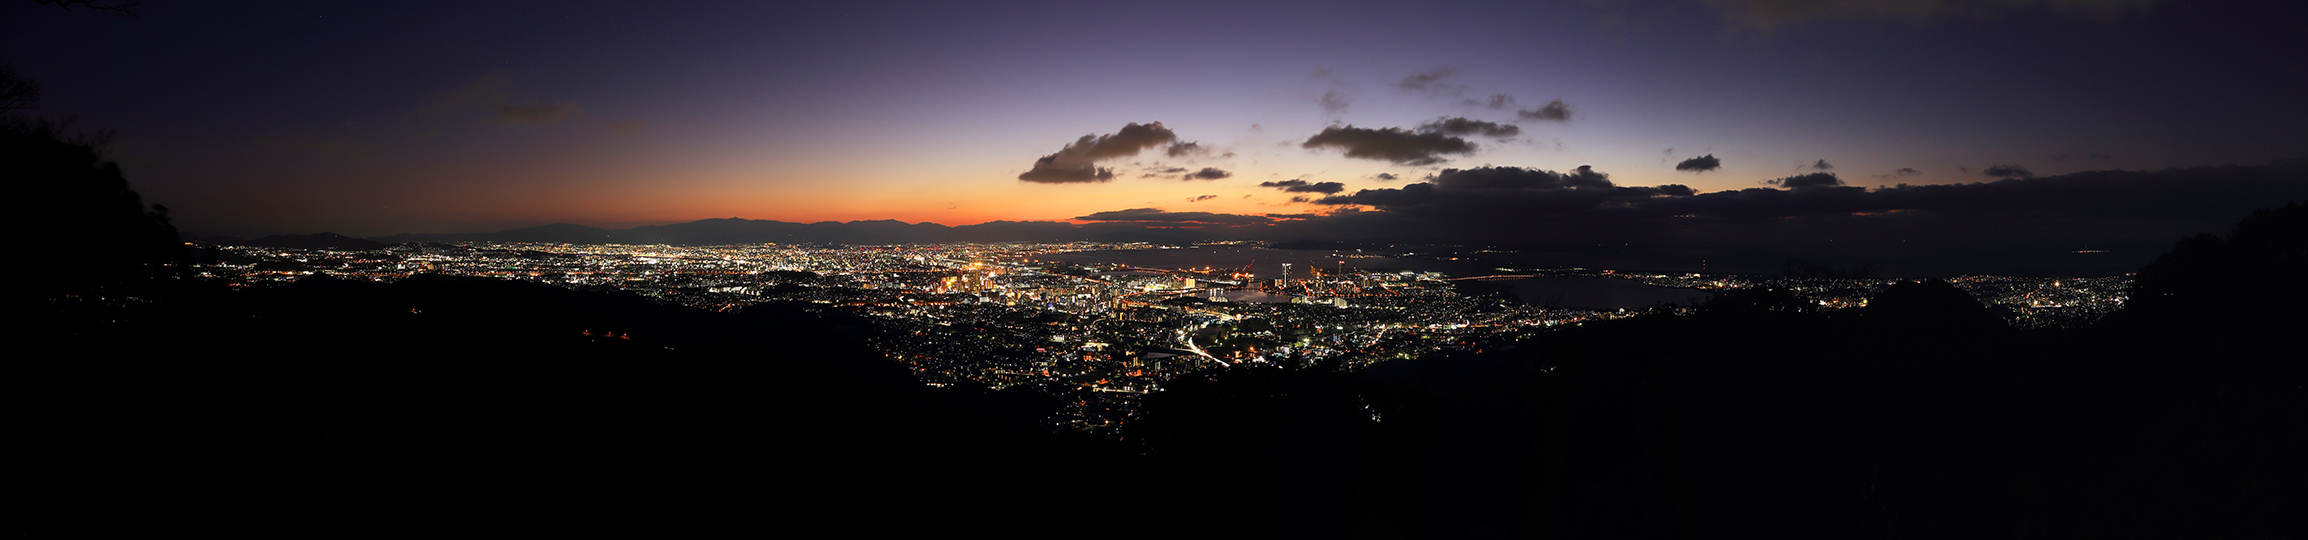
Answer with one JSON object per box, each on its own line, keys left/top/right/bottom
{"left": 4, "top": 67, "right": 178, "bottom": 303}
{"left": 0, "top": 64, "right": 37, "bottom": 115}
{"left": 31, "top": 0, "right": 140, "bottom": 18}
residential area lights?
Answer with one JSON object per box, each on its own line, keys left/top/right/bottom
{"left": 194, "top": 240, "right": 2131, "bottom": 434}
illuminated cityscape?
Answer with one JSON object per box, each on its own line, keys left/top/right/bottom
{"left": 193, "top": 239, "right": 2132, "bottom": 434}
{"left": 12, "top": 0, "right": 2303, "bottom": 535}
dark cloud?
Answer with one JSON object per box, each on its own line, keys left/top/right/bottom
{"left": 1151, "top": 166, "right": 1189, "bottom": 174}
{"left": 1375, "top": 173, "right": 1399, "bottom": 180}
{"left": 1290, "top": 196, "right": 1313, "bottom": 203}
{"left": 1566, "top": 165, "right": 1613, "bottom": 188}
{"left": 1517, "top": 99, "right": 1573, "bottom": 122}
{"left": 1425, "top": 165, "right": 1617, "bottom": 190}
{"left": 1477, "top": 168, "right": 1581, "bottom": 189}
{"left": 1419, "top": 117, "right": 1521, "bottom": 139}
{"left": 1396, "top": 66, "right": 1467, "bottom": 95}
{"left": 1301, "top": 125, "right": 1479, "bottom": 165}
{"left": 1769, "top": 172, "right": 1844, "bottom": 189}
{"left": 1315, "top": 183, "right": 1436, "bottom": 207}
{"left": 1181, "top": 167, "right": 1233, "bottom": 180}
{"left": 1258, "top": 180, "right": 1345, "bottom": 194}
{"left": 1812, "top": 159, "right": 1834, "bottom": 170}
{"left": 1984, "top": 164, "right": 2034, "bottom": 179}
{"left": 1651, "top": 184, "right": 1699, "bottom": 197}
{"left": 1258, "top": 163, "right": 2305, "bottom": 276}
{"left": 1465, "top": 93, "right": 1517, "bottom": 109}
{"left": 1075, "top": 208, "right": 1272, "bottom": 226}
{"left": 1314, "top": 164, "right": 1688, "bottom": 215}
{"left": 1675, "top": 154, "right": 1723, "bottom": 173}
{"left": 1076, "top": 122, "right": 1178, "bottom": 158}
{"left": 1022, "top": 160, "right": 1116, "bottom": 183}
{"left": 1187, "top": 195, "right": 1218, "bottom": 202}
{"left": 1165, "top": 141, "right": 1211, "bottom": 158}
{"left": 1872, "top": 167, "right": 1923, "bottom": 179}
{"left": 1018, "top": 122, "right": 1180, "bottom": 183}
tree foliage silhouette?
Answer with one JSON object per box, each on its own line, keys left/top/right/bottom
{"left": 5, "top": 68, "right": 182, "bottom": 302}
{"left": 0, "top": 64, "right": 38, "bottom": 114}
{"left": 2128, "top": 201, "right": 2307, "bottom": 319}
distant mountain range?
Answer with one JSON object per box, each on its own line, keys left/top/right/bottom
{"left": 361, "top": 218, "right": 1226, "bottom": 246}
{"left": 216, "top": 232, "right": 391, "bottom": 250}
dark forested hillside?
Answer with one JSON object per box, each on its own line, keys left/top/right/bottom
{"left": 20, "top": 273, "right": 1137, "bottom": 535}
{"left": 1130, "top": 202, "right": 2306, "bottom": 538}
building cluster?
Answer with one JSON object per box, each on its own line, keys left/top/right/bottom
{"left": 195, "top": 240, "right": 2129, "bottom": 434}
{"left": 1944, "top": 274, "right": 2132, "bottom": 329}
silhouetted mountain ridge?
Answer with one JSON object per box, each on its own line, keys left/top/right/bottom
{"left": 374, "top": 222, "right": 611, "bottom": 244}
{"left": 242, "top": 231, "right": 386, "bottom": 250}
{"left": 373, "top": 217, "right": 1105, "bottom": 245}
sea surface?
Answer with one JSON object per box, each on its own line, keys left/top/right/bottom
{"left": 1492, "top": 276, "right": 1713, "bottom": 310}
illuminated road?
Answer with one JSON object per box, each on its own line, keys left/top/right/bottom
{"left": 1182, "top": 334, "right": 1229, "bottom": 368}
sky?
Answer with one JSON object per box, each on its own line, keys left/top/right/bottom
{"left": 6, "top": 0, "right": 2305, "bottom": 274}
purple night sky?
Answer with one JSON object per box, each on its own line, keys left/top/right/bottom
{"left": 7, "top": 0, "right": 2304, "bottom": 274}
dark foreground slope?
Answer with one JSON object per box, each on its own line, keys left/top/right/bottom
{"left": 19, "top": 275, "right": 1128, "bottom": 536}
{"left": 1131, "top": 202, "right": 2305, "bottom": 538}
